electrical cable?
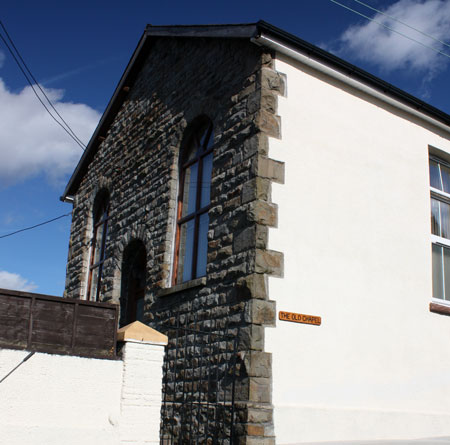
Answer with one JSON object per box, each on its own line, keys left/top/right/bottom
{"left": 0, "top": 31, "right": 86, "bottom": 151}
{"left": 0, "top": 213, "right": 71, "bottom": 240}
{"left": 0, "top": 21, "right": 86, "bottom": 150}
{"left": 328, "top": 0, "right": 450, "bottom": 60}
{"left": 0, "top": 20, "right": 87, "bottom": 149}
{"left": 0, "top": 352, "right": 35, "bottom": 384}
{"left": 351, "top": 0, "right": 450, "bottom": 51}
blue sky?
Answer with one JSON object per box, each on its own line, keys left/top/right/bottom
{"left": 1, "top": 0, "right": 449, "bottom": 295}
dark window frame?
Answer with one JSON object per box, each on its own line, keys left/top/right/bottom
{"left": 173, "top": 120, "right": 214, "bottom": 285}
{"left": 86, "top": 193, "right": 110, "bottom": 301}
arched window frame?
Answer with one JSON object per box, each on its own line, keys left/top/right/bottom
{"left": 173, "top": 119, "right": 214, "bottom": 285}
{"left": 86, "top": 192, "right": 110, "bottom": 301}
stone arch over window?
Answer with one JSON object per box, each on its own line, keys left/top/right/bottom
{"left": 173, "top": 116, "right": 214, "bottom": 285}
{"left": 86, "top": 189, "right": 110, "bottom": 301}
{"left": 120, "top": 239, "right": 147, "bottom": 327}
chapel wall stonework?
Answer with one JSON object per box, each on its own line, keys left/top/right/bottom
{"left": 64, "top": 37, "right": 285, "bottom": 444}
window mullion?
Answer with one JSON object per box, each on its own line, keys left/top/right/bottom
{"left": 90, "top": 253, "right": 108, "bottom": 269}
{"left": 439, "top": 170, "right": 445, "bottom": 298}
{"left": 192, "top": 216, "right": 200, "bottom": 279}
{"left": 95, "top": 262, "right": 104, "bottom": 302}
{"left": 100, "top": 218, "right": 109, "bottom": 263}
{"left": 93, "top": 215, "right": 109, "bottom": 301}
{"left": 172, "top": 208, "right": 183, "bottom": 285}
{"left": 192, "top": 155, "right": 204, "bottom": 278}
{"left": 87, "top": 196, "right": 109, "bottom": 301}
{"left": 441, "top": 246, "right": 446, "bottom": 300}
{"left": 86, "top": 228, "right": 98, "bottom": 300}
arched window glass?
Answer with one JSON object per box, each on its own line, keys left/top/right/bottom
{"left": 173, "top": 119, "right": 214, "bottom": 285}
{"left": 86, "top": 192, "right": 109, "bottom": 301}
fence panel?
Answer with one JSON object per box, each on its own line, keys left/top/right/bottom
{"left": 0, "top": 288, "right": 118, "bottom": 359}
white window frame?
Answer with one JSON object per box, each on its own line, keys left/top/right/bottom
{"left": 430, "top": 155, "right": 450, "bottom": 307}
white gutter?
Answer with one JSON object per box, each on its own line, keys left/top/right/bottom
{"left": 62, "top": 196, "right": 74, "bottom": 204}
{"left": 251, "top": 34, "right": 450, "bottom": 135}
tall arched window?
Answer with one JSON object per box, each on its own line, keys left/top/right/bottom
{"left": 173, "top": 119, "right": 214, "bottom": 285}
{"left": 86, "top": 191, "right": 109, "bottom": 301}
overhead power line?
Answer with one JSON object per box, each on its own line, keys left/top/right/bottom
{"left": 0, "top": 213, "right": 71, "bottom": 240}
{"left": 328, "top": 0, "right": 450, "bottom": 61}
{"left": 0, "top": 20, "right": 86, "bottom": 149}
{"left": 0, "top": 20, "right": 86, "bottom": 151}
{"left": 351, "top": 0, "right": 450, "bottom": 51}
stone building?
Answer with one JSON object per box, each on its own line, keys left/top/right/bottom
{"left": 61, "top": 22, "right": 450, "bottom": 444}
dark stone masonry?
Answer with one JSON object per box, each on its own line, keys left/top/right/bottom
{"left": 64, "top": 35, "right": 285, "bottom": 444}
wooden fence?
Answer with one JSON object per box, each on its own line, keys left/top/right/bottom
{"left": 0, "top": 288, "right": 118, "bottom": 359}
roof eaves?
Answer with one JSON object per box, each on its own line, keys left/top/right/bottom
{"left": 256, "top": 20, "right": 450, "bottom": 127}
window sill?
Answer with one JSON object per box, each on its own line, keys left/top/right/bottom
{"left": 158, "top": 277, "right": 206, "bottom": 298}
{"left": 430, "top": 302, "right": 450, "bottom": 316}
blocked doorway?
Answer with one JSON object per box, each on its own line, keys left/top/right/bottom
{"left": 120, "top": 240, "right": 146, "bottom": 327}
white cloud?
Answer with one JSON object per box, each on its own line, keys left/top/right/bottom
{"left": 0, "top": 79, "right": 100, "bottom": 187}
{"left": 337, "top": 0, "right": 450, "bottom": 74}
{"left": 0, "top": 270, "right": 37, "bottom": 292}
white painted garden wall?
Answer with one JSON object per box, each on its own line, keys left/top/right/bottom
{"left": 0, "top": 323, "right": 166, "bottom": 445}
{"left": 266, "top": 53, "right": 450, "bottom": 443}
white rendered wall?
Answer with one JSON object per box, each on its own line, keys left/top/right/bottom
{"left": 120, "top": 341, "right": 165, "bottom": 444}
{"left": 0, "top": 341, "right": 165, "bottom": 445}
{"left": 0, "top": 348, "right": 123, "bottom": 445}
{"left": 266, "top": 54, "right": 450, "bottom": 443}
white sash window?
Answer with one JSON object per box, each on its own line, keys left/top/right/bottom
{"left": 430, "top": 157, "right": 450, "bottom": 303}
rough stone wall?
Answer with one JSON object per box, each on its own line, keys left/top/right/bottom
{"left": 64, "top": 36, "right": 285, "bottom": 444}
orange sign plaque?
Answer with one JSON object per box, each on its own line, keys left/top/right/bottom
{"left": 279, "top": 311, "right": 321, "bottom": 326}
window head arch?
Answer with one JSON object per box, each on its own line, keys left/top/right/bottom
{"left": 86, "top": 190, "right": 110, "bottom": 301}
{"left": 173, "top": 118, "right": 214, "bottom": 285}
